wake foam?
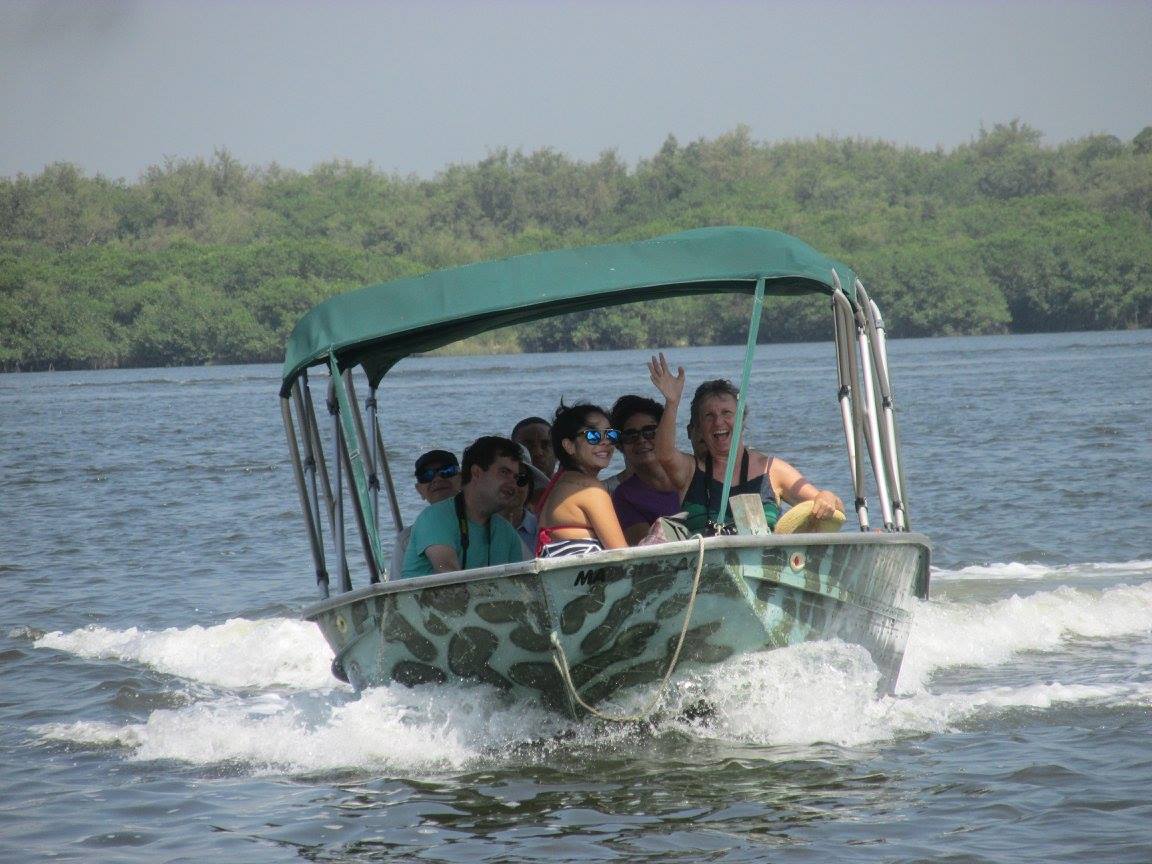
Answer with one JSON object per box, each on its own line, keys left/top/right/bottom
{"left": 35, "top": 640, "right": 1152, "bottom": 771}
{"left": 898, "top": 580, "right": 1152, "bottom": 691}
{"left": 30, "top": 577, "right": 1152, "bottom": 772}
{"left": 932, "top": 558, "right": 1152, "bottom": 581}
{"left": 663, "top": 642, "right": 1152, "bottom": 748}
{"left": 35, "top": 618, "right": 336, "bottom": 690}
{"left": 36, "top": 684, "right": 572, "bottom": 773}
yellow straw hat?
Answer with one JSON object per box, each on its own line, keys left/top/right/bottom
{"left": 774, "top": 500, "right": 847, "bottom": 535}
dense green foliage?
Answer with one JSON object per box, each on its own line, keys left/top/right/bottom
{"left": 2, "top": 121, "right": 1149, "bottom": 371}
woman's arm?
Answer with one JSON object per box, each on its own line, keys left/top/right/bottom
{"left": 647, "top": 353, "right": 696, "bottom": 495}
{"left": 580, "top": 486, "right": 628, "bottom": 549}
{"left": 769, "top": 457, "right": 844, "bottom": 519}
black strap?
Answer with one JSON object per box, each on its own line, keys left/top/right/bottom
{"left": 453, "top": 491, "right": 490, "bottom": 568}
{"left": 703, "top": 449, "right": 750, "bottom": 519}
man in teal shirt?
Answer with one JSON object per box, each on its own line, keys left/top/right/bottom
{"left": 400, "top": 436, "right": 529, "bottom": 578}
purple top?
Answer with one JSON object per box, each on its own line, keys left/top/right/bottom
{"left": 611, "top": 473, "right": 681, "bottom": 531}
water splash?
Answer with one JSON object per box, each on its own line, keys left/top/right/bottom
{"left": 31, "top": 576, "right": 1152, "bottom": 773}
{"left": 932, "top": 558, "right": 1152, "bottom": 581}
{"left": 898, "top": 580, "right": 1152, "bottom": 690}
{"left": 35, "top": 617, "right": 335, "bottom": 690}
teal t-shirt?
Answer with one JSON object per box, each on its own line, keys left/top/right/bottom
{"left": 400, "top": 496, "right": 526, "bottom": 579}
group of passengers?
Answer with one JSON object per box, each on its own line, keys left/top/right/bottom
{"left": 394, "top": 354, "right": 844, "bottom": 579}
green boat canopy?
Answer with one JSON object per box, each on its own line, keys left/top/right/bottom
{"left": 280, "top": 226, "right": 858, "bottom": 396}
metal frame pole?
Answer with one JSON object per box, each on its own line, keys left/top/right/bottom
{"left": 854, "top": 303, "right": 895, "bottom": 529}
{"left": 716, "top": 276, "right": 766, "bottom": 528}
{"left": 341, "top": 369, "right": 384, "bottom": 582}
{"left": 374, "top": 423, "right": 404, "bottom": 532}
{"left": 367, "top": 387, "right": 381, "bottom": 536}
{"left": 857, "top": 280, "right": 909, "bottom": 530}
{"left": 832, "top": 287, "right": 870, "bottom": 530}
{"left": 292, "top": 376, "right": 325, "bottom": 555}
{"left": 327, "top": 376, "right": 352, "bottom": 593}
{"left": 281, "top": 396, "right": 329, "bottom": 598}
{"left": 830, "top": 276, "right": 859, "bottom": 481}
{"left": 343, "top": 370, "right": 378, "bottom": 527}
{"left": 302, "top": 373, "right": 337, "bottom": 546}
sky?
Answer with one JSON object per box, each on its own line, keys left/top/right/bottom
{"left": 1, "top": 0, "right": 1150, "bottom": 181}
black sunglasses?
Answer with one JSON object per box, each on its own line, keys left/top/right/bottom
{"left": 619, "top": 423, "right": 658, "bottom": 444}
{"left": 579, "top": 428, "right": 621, "bottom": 445}
{"left": 416, "top": 463, "right": 460, "bottom": 483}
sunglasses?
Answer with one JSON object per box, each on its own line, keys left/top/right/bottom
{"left": 416, "top": 463, "right": 460, "bottom": 483}
{"left": 579, "top": 427, "right": 620, "bottom": 446}
{"left": 619, "top": 423, "right": 658, "bottom": 444}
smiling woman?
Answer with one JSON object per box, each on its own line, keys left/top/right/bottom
{"left": 533, "top": 402, "right": 628, "bottom": 558}
{"left": 648, "top": 353, "right": 844, "bottom": 535}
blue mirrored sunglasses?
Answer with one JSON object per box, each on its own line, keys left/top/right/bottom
{"left": 416, "top": 463, "right": 460, "bottom": 483}
{"left": 580, "top": 427, "right": 620, "bottom": 446}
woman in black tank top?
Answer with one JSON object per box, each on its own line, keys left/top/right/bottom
{"left": 646, "top": 353, "right": 844, "bottom": 532}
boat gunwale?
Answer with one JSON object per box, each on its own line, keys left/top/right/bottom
{"left": 301, "top": 530, "right": 930, "bottom": 619}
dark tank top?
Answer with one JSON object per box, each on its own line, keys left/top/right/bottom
{"left": 681, "top": 450, "right": 781, "bottom": 534}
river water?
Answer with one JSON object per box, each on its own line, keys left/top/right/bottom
{"left": 2, "top": 330, "right": 1150, "bottom": 863}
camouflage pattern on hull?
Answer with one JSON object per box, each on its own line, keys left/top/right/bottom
{"left": 304, "top": 534, "right": 930, "bottom": 718}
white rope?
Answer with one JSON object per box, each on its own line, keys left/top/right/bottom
{"left": 550, "top": 535, "right": 707, "bottom": 722}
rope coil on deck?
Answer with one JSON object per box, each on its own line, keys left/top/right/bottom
{"left": 549, "top": 535, "right": 708, "bottom": 722}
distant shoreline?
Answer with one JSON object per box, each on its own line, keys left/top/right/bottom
{"left": 4, "top": 326, "right": 1149, "bottom": 376}
{"left": 3, "top": 123, "right": 1149, "bottom": 372}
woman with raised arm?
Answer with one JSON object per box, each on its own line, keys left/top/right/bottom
{"left": 534, "top": 402, "right": 628, "bottom": 557}
{"left": 647, "top": 353, "right": 844, "bottom": 534}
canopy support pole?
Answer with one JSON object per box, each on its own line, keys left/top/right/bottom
{"left": 854, "top": 303, "right": 895, "bottom": 529}
{"left": 717, "top": 276, "right": 765, "bottom": 528}
{"left": 301, "top": 372, "right": 338, "bottom": 556}
{"left": 834, "top": 281, "right": 866, "bottom": 532}
{"left": 338, "top": 367, "right": 384, "bottom": 582}
{"left": 831, "top": 279, "right": 869, "bottom": 530}
{"left": 856, "top": 280, "right": 909, "bottom": 530}
{"left": 281, "top": 395, "right": 329, "bottom": 599}
{"left": 292, "top": 373, "right": 325, "bottom": 558}
{"left": 327, "top": 376, "right": 353, "bottom": 593}
{"left": 366, "top": 387, "right": 381, "bottom": 537}
{"left": 345, "top": 372, "right": 378, "bottom": 530}
{"left": 375, "top": 423, "right": 404, "bottom": 533}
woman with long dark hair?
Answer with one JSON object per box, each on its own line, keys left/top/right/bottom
{"left": 533, "top": 402, "right": 628, "bottom": 557}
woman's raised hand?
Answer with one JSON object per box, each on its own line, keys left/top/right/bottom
{"left": 648, "top": 352, "right": 686, "bottom": 403}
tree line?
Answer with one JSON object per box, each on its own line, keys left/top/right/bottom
{"left": 1, "top": 120, "right": 1149, "bottom": 371}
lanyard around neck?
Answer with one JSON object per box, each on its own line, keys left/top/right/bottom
{"left": 453, "top": 491, "right": 491, "bottom": 568}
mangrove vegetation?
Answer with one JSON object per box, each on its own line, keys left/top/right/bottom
{"left": 1, "top": 121, "right": 1150, "bottom": 371}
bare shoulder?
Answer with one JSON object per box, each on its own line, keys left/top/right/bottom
{"left": 561, "top": 471, "right": 601, "bottom": 490}
{"left": 748, "top": 448, "right": 776, "bottom": 476}
{"left": 576, "top": 479, "right": 613, "bottom": 504}
{"left": 764, "top": 452, "right": 802, "bottom": 484}
{"left": 556, "top": 471, "right": 608, "bottom": 500}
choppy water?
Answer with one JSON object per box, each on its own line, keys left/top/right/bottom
{"left": 2, "top": 330, "right": 1150, "bottom": 863}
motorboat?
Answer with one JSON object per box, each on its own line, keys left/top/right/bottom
{"left": 279, "top": 227, "right": 930, "bottom": 719}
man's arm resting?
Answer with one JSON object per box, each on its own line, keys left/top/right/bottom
{"left": 424, "top": 544, "right": 462, "bottom": 574}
